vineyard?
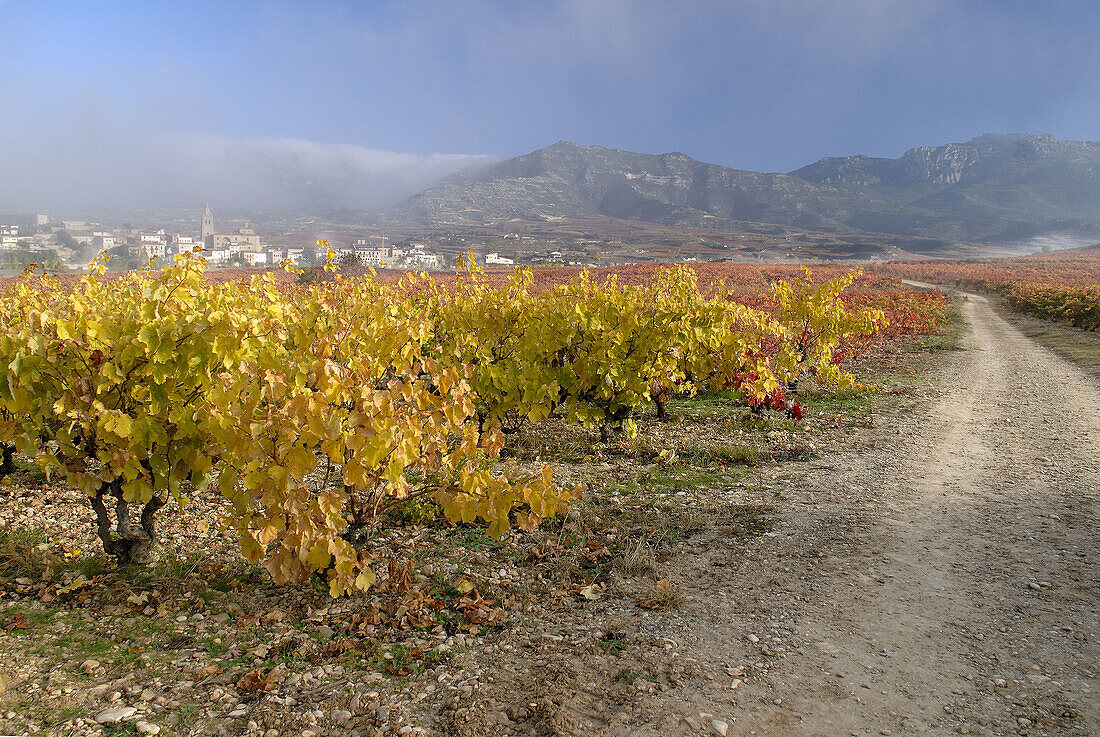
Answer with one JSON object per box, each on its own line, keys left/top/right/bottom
{"left": 0, "top": 251, "right": 936, "bottom": 591}
{"left": 876, "top": 245, "right": 1100, "bottom": 332}
{"left": 0, "top": 250, "right": 958, "bottom": 736}
{"left": 1004, "top": 285, "right": 1100, "bottom": 332}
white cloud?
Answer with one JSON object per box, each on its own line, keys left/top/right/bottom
{"left": 0, "top": 118, "right": 492, "bottom": 213}
{"left": 183, "top": 134, "right": 494, "bottom": 210}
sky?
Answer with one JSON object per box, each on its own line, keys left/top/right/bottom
{"left": 2, "top": 0, "right": 1099, "bottom": 212}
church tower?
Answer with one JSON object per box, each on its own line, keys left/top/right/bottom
{"left": 201, "top": 204, "right": 214, "bottom": 242}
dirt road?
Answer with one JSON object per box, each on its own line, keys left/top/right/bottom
{"left": 444, "top": 295, "right": 1099, "bottom": 736}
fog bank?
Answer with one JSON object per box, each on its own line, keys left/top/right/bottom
{"left": 0, "top": 117, "right": 492, "bottom": 214}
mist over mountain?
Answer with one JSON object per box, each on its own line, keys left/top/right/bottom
{"left": 404, "top": 134, "right": 1100, "bottom": 247}
{"left": 0, "top": 116, "right": 493, "bottom": 215}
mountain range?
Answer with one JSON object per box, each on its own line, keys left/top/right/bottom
{"left": 403, "top": 134, "right": 1100, "bottom": 248}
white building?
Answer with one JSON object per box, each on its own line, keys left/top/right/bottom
{"left": 395, "top": 248, "right": 442, "bottom": 269}
{"left": 139, "top": 232, "right": 167, "bottom": 259}
{"left": 353, "top": 237, "right": 391, "bottom": 266}
{"left": 165, "top": 235, "right": 199, "bottom": 260}
{"left": 205, "top": 247, "right": 230, "bottom": 263}
{"left": 265, "top": 247, "right": 304, "bottom": 265}
{"left": 485, "top": 252, "right": 514, "bottom": 266}
{"left": 240, "top": 247, "right": 268, "bottom": 266}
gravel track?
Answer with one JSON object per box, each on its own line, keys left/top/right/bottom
{"left": 446, "top": 294, "right": 1100, "bottom": 736}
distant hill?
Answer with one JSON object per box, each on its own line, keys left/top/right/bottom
{"left": 1020, "top": 240, "right": 1100, "bottom": 260}
{"left": 404, "top": 141, "right": 869, "bottom": 231}
{"left": 403, "top": 134, "right": 1100, "bottom": 249}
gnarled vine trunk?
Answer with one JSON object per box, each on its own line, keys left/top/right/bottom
{"left": 0, "top": 443, "right": 15, "bottom": 477}
{"left": 599, "top": 405, "right": 635, "bottom": 443}
{"left": 90, "top": 480, "right": 166, "bottom": 566}
{"left": 654, "top": 392, "right": 670, "bottom": 421}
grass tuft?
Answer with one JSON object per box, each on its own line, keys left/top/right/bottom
{"left": 617, "top": 539, "right": 657, "bottom": 577}
{"left": 636, "top": 578, "right": 686, "bottom": 610}
{"left": 0, "top": 526, "right": 50, "bottom": 580}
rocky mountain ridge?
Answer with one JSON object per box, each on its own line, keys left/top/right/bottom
{"left": 404, "top": 134, "right": 1100, "bottom": 247}
{"left": 793, "top": 133, "right": 1100, "bottom": 187}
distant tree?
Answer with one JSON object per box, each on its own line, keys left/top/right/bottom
{"left": 0, "top": 248, "right": 64, "bottom": 271}
{"left": 55, "top": 231, "right": 77, "bottom": 250}
{"left": 337, "top": 252, "right": 367, "bottom": 275}
{"left": 295, "top": 267, "right": 321, "bottom": 285}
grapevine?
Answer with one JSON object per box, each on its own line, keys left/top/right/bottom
{"left": 0, "top": 248, "right": 899, "bottom": 594}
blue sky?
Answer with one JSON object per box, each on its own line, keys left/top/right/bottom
{"left": 2, "top": 0, "right": 1099, "bottom": 210}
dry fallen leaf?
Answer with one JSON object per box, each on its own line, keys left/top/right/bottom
{"left": 56, "top": 577, "right": 91, "bottom": 595}
{"left": 4, "top": 612, "right": 28, "bottom": 631}
{"left": 236, "top": 667, "right": 277, "bottom": 693}
{"left": 578, "top": 583, "right": 601, "bottom": 601}
{"left": 260, "top": 608, "right": 286, "bottom": 623}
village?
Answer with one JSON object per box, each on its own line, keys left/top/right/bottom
{"left": 3, "top": 201, "right": 926, "bottom": 276}
{"left": 0, "top": 206, "right": 524, "bottom": 272}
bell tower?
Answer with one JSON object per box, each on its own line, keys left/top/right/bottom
{"left": 201, "top": 204, "right": 214, "bottom": 242}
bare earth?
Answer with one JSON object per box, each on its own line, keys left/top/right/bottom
{"left": 443, "top": 294, "right": 1100, "bottom": 736}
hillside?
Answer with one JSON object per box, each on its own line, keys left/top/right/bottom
{"left": 404, "top": 141, "right": 878, "bottom": 231}
{"left": 403, "top": 134, "right": 1100, "bottom": 248}
{"left": 792, "top": 133, "right": 1100, "bottom": 242}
